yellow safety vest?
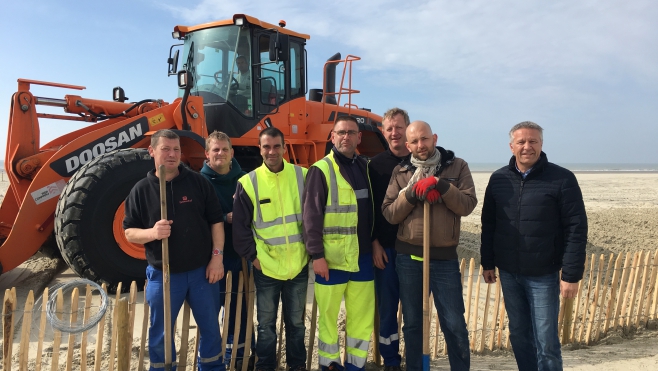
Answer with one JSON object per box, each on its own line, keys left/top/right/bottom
{"left": 312, "top": 151, "right": 373, "bottom": 272}
{"left": 238, "top": 160, "right": 308, "bottom": 280}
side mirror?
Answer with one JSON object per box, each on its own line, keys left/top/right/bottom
{"left": 168, "top": 44, "right": 182, "bottom": 76}
{"left": 269, "top": 33, "right": 289, "bottom": 62}
{"left": 168, "top": 49, "right": 180, "bottom": 76}
{"left": 177, "top": 70, "right": 194, "bottom": 89}
{"left": 113, "top": 87, "right": 128, "bottom": 103}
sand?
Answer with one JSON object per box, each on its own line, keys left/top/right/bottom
{"left": 1, "top": 172, "right": 658, "bottom": 370}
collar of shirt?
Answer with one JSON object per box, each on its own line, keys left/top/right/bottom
{"left": 515, "top": 162, "right": 533, "bottom": 179}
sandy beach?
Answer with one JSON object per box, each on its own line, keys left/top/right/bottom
{"left": 1, "top": 171, "right": 657, "bottom": 370}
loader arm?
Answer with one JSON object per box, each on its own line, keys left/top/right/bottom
{"left": 0, "top": 79, "right": 205, "bottom": 274}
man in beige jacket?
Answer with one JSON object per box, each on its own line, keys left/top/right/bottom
{"left": 382, "top": 121, "right": 477, "bottom": 371}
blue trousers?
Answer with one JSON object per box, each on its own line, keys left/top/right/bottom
{"left": 374, "top": 248, "right": 401, "bottom": 366}
{"left": 218, "top": 257, "right": 255, "bottom": 366}
{"left": 396, "top": 254, "right": 470, "bottom": 371}
{"left": 146, "top": 265, "right": 224, "bottom": 371}
{"left": 253, "top": 264, "right": 308, "bottom": 371}
{"left": 499, "top": 269, "right": 562, "bottom": 371}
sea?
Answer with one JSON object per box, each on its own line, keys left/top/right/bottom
{"left": 1, "top": 161, "right": 657, "bottom": 176}
{"left": 469, "top": 163, "right": 658, "bottom": 173}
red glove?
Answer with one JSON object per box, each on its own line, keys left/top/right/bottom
{"left": 412, "top": 177, "right": 438, "bottom": 199}
{"left": 424, "top": 189, "right": 441, "bottom": 204}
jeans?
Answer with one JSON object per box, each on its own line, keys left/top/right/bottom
{"left": 218, "top": 257, "right": 255, "bottom": 366}
{"left": 374, "top": 248, "right": 401, "bottom": 366}
{"left": 499, "top": 269, "right": 562, "bottom": 371}
{"left": 146, "top": 265, "right": 224, "bottom": 371}
{"left": 253, "top": 264, "right": 308, "bottom": 371}
{"left": 396, "top": 254, "right": 470, "bottom": 371}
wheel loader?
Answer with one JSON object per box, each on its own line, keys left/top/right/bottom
{"left": 0, "top": 14, "right": 387, "bottom": 292}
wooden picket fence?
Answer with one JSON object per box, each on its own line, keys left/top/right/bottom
{"left": 3, "top": 250, "right": 658, "bottom": 370}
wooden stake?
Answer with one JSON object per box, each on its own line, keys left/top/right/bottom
{"left": 116, "top": 297, "right": 130, "bottom": 371}
{"left": 242, "top": 268, "right": 256, "bottom": 371}
{"left": 80, "top": 285, "right": 93, "bottom": 371}
{"left": 193, "top": 327, "right": 200, "bottom": 370}
{"left": 178, "top": 301, "right": 191, "bottom": 370}
{"left": 479, "top": 282, "right": 491, "bottom": 352}
{"left": 585, "top": 255, "right": 604, "bottom": 344}
{"left": 230, "top": 272, "right": 244, "bottom": 371}
{"left": 128, "top": 281, "right": 138, "bottom": 346}
{"left": 569, "top": 255, "right": 588, "bottom": 342}
{"left": 307, "top": 295, "right": 318, "bottom": 370}
{"left": 277, "top": 300, "right": 285, "bottom": 367}
{"left": 66, "top": 287, "right": 80, "bottom": 371}
{"left": 35, "top": 287, "right": 49, "bottom": 371}
{"left": 648, "top": 250, "right": 658, "bottom": 322}
{"left": 595, "top": 254, "right": 615, "bottom": 342}
{"left": 488, "top": 276, "right": 501, "bottom": 351}
{"left": 109, "top": 282, "right": 123, "bottom": 371}
{"left": 3, "top": 289, "right": 16, "bottom": 371}
{"left": 430, "top": 294, "right": 438, "bottom": 359}
{"left": 471, "top": 266, "right": 483, "bottom": 349}
{"left": 464, "top": 258, "right": 475, "bottom": 331}
{"left": 621, "top": 251, "right": 641, "bottom": 328}
{"left": 220, "top": 272, "right": 232, "bottom": 358}
{"left": 138, "top": 282, "right": 149, "bottom": 371}
{"left": 94, "top": 283, "right": 108, "bottom": 371}
{"left": 576, "top": 255, "right": 595, "bottom": 343}
{"left": 422, "top": 202, "right": 431, "bottom": 371}
{"left": 159, "top": 164, "right": 174, "bottom": 371}
{"left": 604, "top": 254, "right": 623, "bottom": 335}
{"left": 18, "top": 290, "right": 35, "bottom": 371}
{"left": 561, "top": 297, "right": 574, "bottom": 345}
{"left": 397, "top": 301, "right": 402, "bottom": 341}
{"left": 635, "top": 251, "right": 651, "bottom": 326}
{"left": 642, "top": 250, "right": 658, "bottom": 326}
{"left": 557, "top": 290, "right": 566, "bottom": 342}
{"left": 51, "top": 289, "right": 64, "bottom": 371}
{"left": 373, "top": 295, "right": 381, "bottom": 365}
{"left": 497, "top": 299, "right": 506, "bottom": 350}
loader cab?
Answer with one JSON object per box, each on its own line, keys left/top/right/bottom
{"left": 172, "top": 16, "right": 308, "bottom": 138}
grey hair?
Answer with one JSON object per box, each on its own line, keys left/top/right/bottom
{"left": 509, "top": 121, "right": 543, "bottom": 143}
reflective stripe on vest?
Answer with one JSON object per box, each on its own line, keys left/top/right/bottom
{"left": 239, "top": 162, "right": 308, "bottom": 280}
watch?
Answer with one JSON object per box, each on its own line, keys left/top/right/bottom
{"left": 212, "top": 248, "right": 224, "bottom": 256}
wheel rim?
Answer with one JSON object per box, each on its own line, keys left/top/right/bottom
{"left": 113, "top": 201, "right": 146, "bottom": 260}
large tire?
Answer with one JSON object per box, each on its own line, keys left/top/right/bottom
{"left": 55, "top": 149, "right": 153, "bottom": 293}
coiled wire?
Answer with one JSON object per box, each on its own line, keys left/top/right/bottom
{"left": 44, "top": 279, "right": 109, "bottom": 334}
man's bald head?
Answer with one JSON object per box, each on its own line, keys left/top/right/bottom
{"left": 405, "top": 120, "right": 437, "bottom": 161}
{"left": 407, "top": 121, "right": 433, "bottom": 136}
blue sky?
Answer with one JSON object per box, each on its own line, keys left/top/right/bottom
{"left": 1, "top": 0, "right": 656, "bottom": 164}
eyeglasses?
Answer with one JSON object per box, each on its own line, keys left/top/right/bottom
{"left": 333, "top": 130, "right": 359, "bottom": 137}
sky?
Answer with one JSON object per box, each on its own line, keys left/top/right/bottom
{"left": 1, "top": 0, "right": 657, "bottom": 164}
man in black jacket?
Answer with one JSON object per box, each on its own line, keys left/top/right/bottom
{"left": 368, "top": 108, "right": 410, "bottom": 370}
{"left": 480, "top": 121, "right": 587, "bottom": 371}
{"left": 124, "top": 129, "right": 226, "bottom": 371}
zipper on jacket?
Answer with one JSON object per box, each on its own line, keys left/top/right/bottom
{"left": 275, "top": 172, "right": 293, "bottom": 280}
{"left": 516, "top": 178, "right": 525, "bottom": 265}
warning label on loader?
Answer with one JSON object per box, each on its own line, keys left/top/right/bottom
{"left": 31, "top": 180, "right": 67, "bottom": 205}
{"left": 50, "top": 117, "right": 149, "bottom": 177}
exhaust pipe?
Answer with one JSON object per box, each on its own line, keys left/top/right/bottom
{"left": 323, "top": 53, "right": 341, "bottom": 105}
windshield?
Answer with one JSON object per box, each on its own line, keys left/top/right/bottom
{"left": 178, "top": 26, "right": 253, "bottom": 116}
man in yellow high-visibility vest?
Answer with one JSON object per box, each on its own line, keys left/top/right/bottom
{"left": 233, "top": 127, "right": 309, "bottom": 371}
{"left": 303, "top": 116, "right": 374, "bottom": 371}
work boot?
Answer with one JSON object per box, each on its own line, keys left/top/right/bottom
{"left": 234, "top": 355, "right": 255, "bottom": 371}
{"left": 325, "top": 363, "right": 344, "bottom": 371}
{"left": 289, "top": 365, "right": 308, "bottom": 371}
{"left": 384, "top": 366, "right": 403, "bottom": 371}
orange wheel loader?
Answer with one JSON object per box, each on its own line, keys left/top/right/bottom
{"left": 0, "top": 14, "right": 387, "bottom": 292}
